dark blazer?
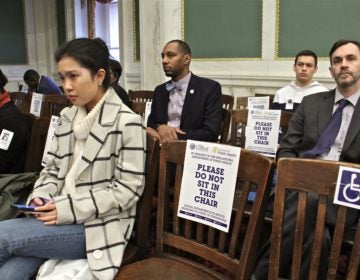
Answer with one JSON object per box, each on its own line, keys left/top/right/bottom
{"left": 147, "top": 74, "right": 222, "bottom": 142}
{"left": 0, "top": 102, "right": 30, "bottom": 173}
{"left": 278, "top": 89, "right": 360, "bottom": 163}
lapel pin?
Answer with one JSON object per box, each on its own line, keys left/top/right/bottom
{"left": 190, "top": 89, "right": 194, "bottom": 94}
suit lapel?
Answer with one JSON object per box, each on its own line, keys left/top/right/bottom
{"left": 57, "top": 107, "right": 77, "bottom": 174}
{"left": 316, "top": 89, "right": 360, "bottom": 157}
{"left": 343, "top": 97, "right": 360, "bottom": 152}
{"left": 159, "top": 86, "right": 170, "bottom": 123}
{"left": 317, "top": 90, "right": 335, "bottom": 134}
{"left": 181, "top": 74, "right": 198, "bottom": 123}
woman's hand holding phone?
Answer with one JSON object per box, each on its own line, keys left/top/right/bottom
{"left": 29, "top": 197, "right": 49, "bottom": 207}
{"left": 30, "top": 197, "right": 58, "bottom": 225}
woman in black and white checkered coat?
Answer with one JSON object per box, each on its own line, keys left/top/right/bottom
{"left": 0, "top": 38, "right": 146, "bottom": 280}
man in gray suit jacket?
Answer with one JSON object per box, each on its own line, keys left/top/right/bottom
{"left": 147, "top": 39, "right": 222, "bottom": 143}
{"left": 253, "top": 39, "right": 360, "bottom": 279}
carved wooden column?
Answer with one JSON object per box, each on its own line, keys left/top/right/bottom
{"left": 87, "top": 0, "right": 95, "bottom": 38}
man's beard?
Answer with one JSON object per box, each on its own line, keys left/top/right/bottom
{"left": 336, "top": 72, "right": 360, "bottom": 88}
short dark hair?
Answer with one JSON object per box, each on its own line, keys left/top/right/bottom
{"left": 109, "top": 59, "right": 122, "bottom": 83}
{"left": 329, "top": 39, "right": 360, "bottom": 64}
{"left": 54, "top": 37, "right": 111, "bottom": 90}
{"left": 23, "top": 69, "right": 39, "bottom": 82}
{"left": 294, "top": 50, "right": 318, "bottom": 66}
{"left": 0, "top": 69, "right": 8, "bottom": 91}
{"left": 166, "top": 39, "right": 192, "bottom": 55}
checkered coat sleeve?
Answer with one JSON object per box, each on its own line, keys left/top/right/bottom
{"left": 28, "top": 89, "right": 146, "bottom": 280}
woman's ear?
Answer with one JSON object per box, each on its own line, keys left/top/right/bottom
{"left": 96, "top": 69, "right": 106, "bottom": 85}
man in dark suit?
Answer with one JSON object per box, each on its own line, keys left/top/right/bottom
{"left": 147, "top": 39, "right": 222, "bottom": 143}
{"left": 253, "top": 39, "right": 360, "bottom": 279}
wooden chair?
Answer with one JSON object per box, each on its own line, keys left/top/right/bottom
{"left": 218, "top": 108, "right": 231, "bottom": 144}
{"left": 10, "top": 92, "right": 32, "bottom": 113}
{"left": 42, "top": 94, "right": 70, "bottom": 117}
{"left": 9, "top": 92, "right": 26, "bottom": 110}
{"left": 23, "top": 117, "right": 51, "bottom": 172}
{"left": 268, "top": 158, "right": 360, "bottom": 280}
{"left": 128, "top": 90, "right": 153, "bottom": 102}
{"left": 222, "top": 94, "right": 234, "bottom": 110}
{"left": 230, "top": 109, "right": 293, "bottom": 147}
{"left": 22, "top": 112, "right": 36, "bottom": 135}
{"left": 236, "top": 96, "right": 249, "bottom": 109}
{"left": 117, "top": 141, "right": 275, "bottom": 280}
{"left": 121, "top": 133, "right": 160, "bottom": 265}
{"left": 129, "top": 100, "right": 147, "bottom": 118}
{"left": 279, "top": 111, "right": 293, "bottom": 137}
{"left": 230, "top": 109, "right": 248, "bottom": 147}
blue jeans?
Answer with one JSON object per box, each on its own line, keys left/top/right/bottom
{"left": 0, "top": 217, "right": 86, "bottom": 280}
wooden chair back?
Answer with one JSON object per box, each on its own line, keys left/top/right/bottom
{"left": 128, "top": 90, "right": 153, "bottom": 102}
{"left": 23, "top": 117, "right": 51, "bottom": 172}
{"left": 22, "top": 113, "right": 36, "bottom": 139}
{"left": 269, "top": 158, "right": 360, "bottom": 280}
{"left": 42, "top": 94, "right": 70, "bottom": 117}
{"left": 129, "top": 100, "right": 147, "bottom": 118}
{"left": 236, "top": 97, "right": 249, "bottom": 109}
{"left": 279, "top": 111, "right": 293, "bottom": 137}
{"left": 222, "top": 94, "right": 234, "bottom": 110}
{"left": 230, "top": 109, "right": 248, "bottom": 147}
{"left": 10, "top": 92, "right": 32, "bottom": 113}
{"left": 153, "top": 141, "right": 275, "bottom": 279}
{"left": 218, "top": 108, "right": 231, "bottom": 144}
{"left": 122, "top": 133, "right": 160, "bottom": 265}
{"left": 230, "top": 109, "right": 293, "bottom": 147}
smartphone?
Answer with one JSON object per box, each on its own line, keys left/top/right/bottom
{"left": 11, "top": 204, "right": 48, "bottom": 214}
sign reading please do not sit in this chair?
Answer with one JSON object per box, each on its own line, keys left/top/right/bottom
{"left": 177, "top": 140, "right": 240, "bottom": 232}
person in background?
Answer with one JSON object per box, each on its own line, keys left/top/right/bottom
{"left": 0, "top": 38, "right": 146, "bottom": 280}
{"left": 109, "top": 58, "right": 131, "bottom": 108}
{"left": 0, "top": 69, "right": 30, "bottom": 173}
{"left": 23, "top": 69, "right": 63, "bottom": 95}
{"left": 147, "top": 39, "right": 222, "bottom": 143}
{"left": 271, "top": 49, "right": 328, "bottom": 113}
{"left": 253, "top": 39, "right": 360, "bottom": 279}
